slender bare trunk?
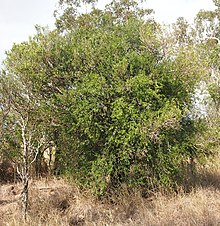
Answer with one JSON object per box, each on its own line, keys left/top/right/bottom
{"left": 21, "top": 120, "right": 29, "bottom": 221}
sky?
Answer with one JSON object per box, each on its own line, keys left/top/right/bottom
{"left": 0, "top": 0, "right": 56, "bottom": 65}
{"left": 0, "top": 0, "right": 216, "bottom": 65}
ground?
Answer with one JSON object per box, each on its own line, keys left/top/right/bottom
{"left": 0, "top": 163, "right": 220, "bottom": 225}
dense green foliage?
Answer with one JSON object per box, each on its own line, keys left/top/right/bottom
{"left": 0, "top": 0, "right": 219, "bottom": 195}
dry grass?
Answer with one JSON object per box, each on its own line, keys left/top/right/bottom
{"left": 1, "top": 164, "right": 220, "bottom": 226}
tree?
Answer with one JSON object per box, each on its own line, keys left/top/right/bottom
{"left": 52, "top": 2, "right": 209, "bottom": 194}
{"left": 1, "top": 0, "right": 214, "bottom": 198}
{"left": 0, "top": 31, "right": 60, "bottom": 219}
{"left": 54, "top": 0, "right": 153, "bottom": 32}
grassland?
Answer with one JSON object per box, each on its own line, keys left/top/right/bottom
{"left": 0, "top": 161, "right": 220, "bottom": 226}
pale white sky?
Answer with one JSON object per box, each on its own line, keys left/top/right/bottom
{"left": 147, "top": 0, "right": 215, "bottom": 24}
{"left": 0, "top": 0, "right": 216, "bottom": 65}
{"left": 0, "top": 0, "right": 56, "bottom": 64}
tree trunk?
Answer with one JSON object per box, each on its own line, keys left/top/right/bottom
{"left": 21, "top": 122, "right": 29, "bottom": 221}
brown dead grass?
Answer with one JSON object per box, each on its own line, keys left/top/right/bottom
{"left": 1, "top": 163, "right": 220, "bottom": 226}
